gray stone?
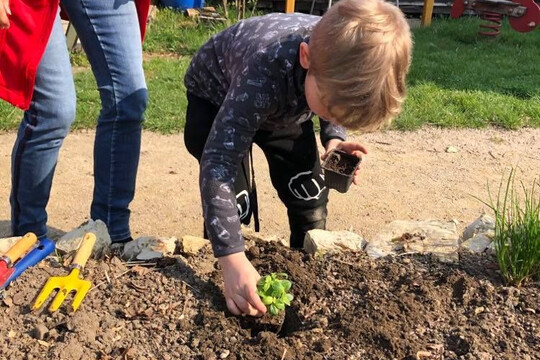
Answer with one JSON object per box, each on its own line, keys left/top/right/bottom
{"left": 180, "top": 235, "right": 210, "bottom": 255}
{"left": 365, "top": 220, "right": 459, "bottom": 263}
{"left": 56, "top": 220, "right": 111, "bottom": 259}
{"left": 486, "top": 240, "right": 497, "bottom": 255}
{"left": 474, "top": 306, "right": 485, "bottom": 315}
{"left": 461, "top": 233, "right": 492, "bottom": 253}
{"left": 33, "top": 324, "right": 49, "bottom": 340}
{"left": 462, "top": 214, "right": 495, "bottom": 240}
{"left": 122, "top": 236, "right": 178, "bottom": 261}
{"left": 303, "top": 230, "right": 366, "bottom": 255}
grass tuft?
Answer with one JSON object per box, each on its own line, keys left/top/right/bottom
{"left": 480, "top": 168, "right": 540, "bottom": 286}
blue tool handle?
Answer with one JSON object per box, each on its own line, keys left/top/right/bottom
{"left": 2, "top": 238, "right": 55, "bottom": 289}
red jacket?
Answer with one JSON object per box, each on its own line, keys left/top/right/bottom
{"left": 0, "top": 0, "right": 150, "bottom": 110}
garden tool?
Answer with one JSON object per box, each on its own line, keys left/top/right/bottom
{"left": 1, "top": 238, "right": 56, "bottom": 290}
{"left": 0, "top": 233, "right": 38, "bottom": 288}
{"left": 32, "top": 232, "right": 96, "bottom": 312}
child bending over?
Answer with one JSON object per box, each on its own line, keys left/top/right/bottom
{"left": 184, "top": 0, "right": 412, "bottom": 316}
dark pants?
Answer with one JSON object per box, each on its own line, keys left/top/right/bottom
{"left": 184, "top": 93, "right": 328, "bottom": 248}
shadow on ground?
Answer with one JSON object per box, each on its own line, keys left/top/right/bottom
{"left": 0, "top": 220, "right": 67, "bottom": 239}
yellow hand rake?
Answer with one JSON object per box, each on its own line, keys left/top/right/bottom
{"left": 32, "top": 232, "right": 96, "bottom": 312}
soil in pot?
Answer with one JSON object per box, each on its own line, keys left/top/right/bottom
{"left": 322, "top": 149, "right": 361, "bottom": 193}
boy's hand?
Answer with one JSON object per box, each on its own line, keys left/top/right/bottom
{"left": 0, "top": 0, "right": 11, "bottom": 29}
{"left": 322, "top": 139, "right": 368, "bottom": 185}
{"left": 218, "top": 252, "right": 267, "bottom": 317}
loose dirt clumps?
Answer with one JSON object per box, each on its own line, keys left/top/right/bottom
{"left": 1, "top": 239, "right": 538, "bottom": 360}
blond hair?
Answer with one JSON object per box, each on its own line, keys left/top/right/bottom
{"left": 309, "top": 0, "right": 412, "bottom": 131}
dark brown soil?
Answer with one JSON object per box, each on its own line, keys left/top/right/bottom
{"left": 1, "top": 239, "right": 539, "bottom": 360}
{"left": 322, "top": 150, "right": 360, "bottom": 175}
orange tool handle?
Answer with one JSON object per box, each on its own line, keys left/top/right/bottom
{"left": 3, "top": 233, "right": 38, "bottom": 265}
{"left": 71, "top": 233, "right": 96, "bottom": 269}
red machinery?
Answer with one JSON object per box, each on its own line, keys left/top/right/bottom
{"left": 451, "top": 0, "right": 540, "bottom": 36}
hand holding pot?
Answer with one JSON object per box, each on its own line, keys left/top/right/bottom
{"left": 322, "top": 140, "right": 367, "bottom": 185}
{"left": 0, "top": 0, "right": 11, "bottom": 29}
{"left": 218, "top": 252, "right": 267, "bottom": 317}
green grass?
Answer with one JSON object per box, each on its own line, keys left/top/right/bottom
{"left": 0, "top": 14, "right": 539, "bottom": 133}
{"left": 144, "top": 57, "right": 190, "bottom": 132}
{"left": 396, "top": 17, "right": 540, "bottom": 130}
{"left": 0, "top": 105, "right": 21, "bottom": 131}
{"left": 478, "top": 168, "right": 540, "bottom": 286}
{"left": 144, "top": 9, "right": 230, "bottom": 55}
{"left": 71, "top": 56, "right": 190, "bottom": 133}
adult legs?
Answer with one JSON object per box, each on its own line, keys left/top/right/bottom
{"left": 62, "top": 0, "right": 148, "bottom": 241}
{"left": 11, "top": 13, "right": 76, "bottom": 238}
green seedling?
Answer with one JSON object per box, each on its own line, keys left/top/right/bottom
{"left": 256, "top": 273, "right": 294, "bottom": 316}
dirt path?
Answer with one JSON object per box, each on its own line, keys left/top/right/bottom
{"left": 1, "top": 127, "right": 540, "bottom": 242}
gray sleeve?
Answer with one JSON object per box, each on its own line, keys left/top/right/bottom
{"left": 319, "top": 118, "right": 347, "bottom": 146}
{"left": 200, "top": 62, "right": 281, "bottom": 258}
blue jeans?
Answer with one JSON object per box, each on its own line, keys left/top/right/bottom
{"left": 10, "top": 1, "right": 148, "bottom": 242}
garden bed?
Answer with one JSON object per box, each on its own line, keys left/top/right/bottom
{"left": 1, "top": 240, "right": 538, "bottom": 359}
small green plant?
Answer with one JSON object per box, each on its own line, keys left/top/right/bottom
{"left": 256, "top": 273, "right": 294, "bottom": 316}
{"left": 478, "top": 168, "right": 540, "bottom": 286}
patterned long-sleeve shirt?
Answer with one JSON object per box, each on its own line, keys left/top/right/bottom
{"left": 184, "top": 13, "right": 347, "bottom": 257}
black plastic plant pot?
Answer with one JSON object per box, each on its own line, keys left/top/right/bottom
{"left": 322, "top": 149, "right": 361, "bottom": 193}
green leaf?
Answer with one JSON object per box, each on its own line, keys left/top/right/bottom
{"left": 281, "top": 280, "right": 292, "bottom": 292}
{"left": 261, "top": 278, "right": 271, "bottom": 292}
{"left": 257, "top": 272, "right": 294, "bottom": 314}
{"left": 271, "top": 282, "right": 284, "bottom": 295}
{"left": 281, "top": 293, "right": 292, "bottom": 306}
{"left": 260, "top": 295, "right": 274, "bottom": 306}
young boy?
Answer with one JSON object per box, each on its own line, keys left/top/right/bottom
{"left": 184, "top": 0, "right": 412, "bottom": 316}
